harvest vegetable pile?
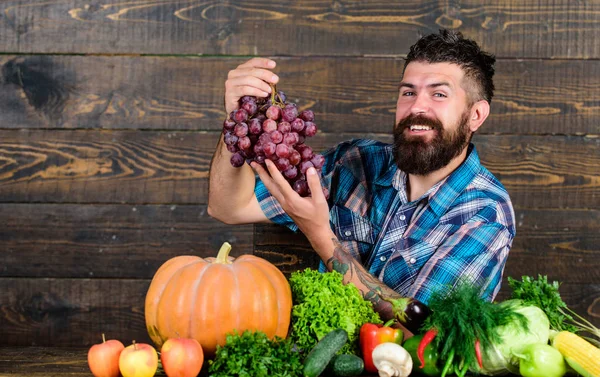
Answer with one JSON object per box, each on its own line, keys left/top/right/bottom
{"left": 87, "top": 241, "right": 600, "bottom": 377}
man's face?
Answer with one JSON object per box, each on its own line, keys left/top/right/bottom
{"left": 393, "top": 62, "right": 474, "bottom": 175}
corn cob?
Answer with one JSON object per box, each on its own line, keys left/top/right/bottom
{"left": 552, "top": 331, "right": 600, "bottom": 377}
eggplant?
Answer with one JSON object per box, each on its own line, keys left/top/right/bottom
{"left": 380, "top": 295, "right": 431, "bottom": 334}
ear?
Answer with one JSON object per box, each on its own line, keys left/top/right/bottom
{"left": 468, "top": 100, "right": 490, "bottom": 133}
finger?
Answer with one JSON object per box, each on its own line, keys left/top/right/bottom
{"left": 251, "top": 161, "right": 284, "bottom": 201}
{"left": 227, "top": 76, "right": 273, "bottom": 97}
{"left": 264, "top": 159, "right": 298, "bottom": 198}
{"left": 306, "top": 167, "right": 327, "bottom": 204}
{"left": 237, "top": 57, "right": 276, "bottom": 70}
{"left": 228, "top": 67, "right": 279, "bottom": 85}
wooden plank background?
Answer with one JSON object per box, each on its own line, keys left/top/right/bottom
{"left": 0, "top": 1, "right": 598, "bottom": 347}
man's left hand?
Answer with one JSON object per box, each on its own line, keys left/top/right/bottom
{"left": 251, "top": 159, "right": 334, "bottom": 247}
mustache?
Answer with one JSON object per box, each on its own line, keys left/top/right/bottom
{"left": 396, "top": 114, "right": 443, "bottom": 131}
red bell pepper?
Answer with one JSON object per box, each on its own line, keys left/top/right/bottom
{"left": 360, "top": 319, "right": 404, "bottom": 373}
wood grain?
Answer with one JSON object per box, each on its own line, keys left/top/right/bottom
{"left": 0, "top": 1, "right": 598, "bottom": 59}
{"left": 0, "top": 203, "right": 253, "bottom": 279}
{"left": 0, "top": 278, "right": 151, "bottom": 347}
{"left": 0, "top": 130, "right": 597, "bottom": 208}
{"left": 1, "top": 277, "right": 597, "bottom": 348}
{"left": 1, "top": 56, "right": 598, "bottom": 135}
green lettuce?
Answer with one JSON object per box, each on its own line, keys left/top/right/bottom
{"left": 479, "top": 299, "right": 551, "bottom": 375}
{"left": 288, "top": 268, "right": 381, "bottom": 355}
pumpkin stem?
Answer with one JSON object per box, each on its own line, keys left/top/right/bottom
{"left": 216, "top": 242, "right": 233, "bottom": 264}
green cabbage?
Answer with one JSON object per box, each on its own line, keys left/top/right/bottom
{"left": 479, "top": 299, "right": 551, "bottom": 375}
{"left": 288, "top": 268, "right": 381, "bottom": 355}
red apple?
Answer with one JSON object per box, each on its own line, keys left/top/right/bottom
{"left": 160, "top": 337, "right": 204, "bottom": 377}
{"left": 118, "top": 341, "right": 158, "bottom": 377}
{"left": 87, "top": 333, "right": 124, "bottom": 377}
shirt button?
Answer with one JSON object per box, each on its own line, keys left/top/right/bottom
{"left": 399, "top": 214, "right": 406, "bottom": 221}
{"left": 344, "top": 230, "right": 352, "bottom": 237}
{"left": 380, "top": 256, "right": 387, "bottom": 262}
{"left": 409, "top": 257, "right": 417, "bottom": 264}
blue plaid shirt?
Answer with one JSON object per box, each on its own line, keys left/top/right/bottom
{"left": 256, "top": 139, "right": 515, "bottom": 305}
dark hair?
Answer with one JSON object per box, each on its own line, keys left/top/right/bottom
{"left": 404, "top": 29, "right": 496, "bottom": 104}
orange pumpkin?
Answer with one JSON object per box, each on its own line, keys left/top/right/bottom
{"left": 144, "top": 242, "right": 292, "bottom": 356}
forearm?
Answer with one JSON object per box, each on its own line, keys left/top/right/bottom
{"left": 310, "top": 233, "right": 402, "bottom": 322}
{"left": 207, "top": 135, "right": 258, "bottom": 224}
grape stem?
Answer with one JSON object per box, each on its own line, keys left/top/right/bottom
{"left": 270, "top": 84, "right": 285, "bottom": 108}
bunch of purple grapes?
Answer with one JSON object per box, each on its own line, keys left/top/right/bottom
{"left": 222, "top": 89, "right": 325, "bottom": 197}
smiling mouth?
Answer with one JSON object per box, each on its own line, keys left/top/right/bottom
{"left": 408, "top": 125, "right": 433, "bottom": 132}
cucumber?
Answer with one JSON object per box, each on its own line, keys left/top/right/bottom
{"left": 327, "top": 354, "right": 364, "bottom": 377}
{"left": 303, "top": 329, "right": 349, "bottom": 377}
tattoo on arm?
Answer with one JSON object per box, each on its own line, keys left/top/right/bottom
{"left": 326, "top": 238, "right": 398, "bottom": 319}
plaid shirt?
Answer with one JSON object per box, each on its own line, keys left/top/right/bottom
{"left": 255, "top": 139, "right": 515, "bottom": 305}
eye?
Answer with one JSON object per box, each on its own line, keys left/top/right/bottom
{"left": 433, "top": 93, "right": 447, "bottom": 98}
{"left": 402, "top": 91, "right": 415, "bottom": 96}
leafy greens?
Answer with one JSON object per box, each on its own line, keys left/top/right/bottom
{"left": 288, "top": 268, "right": 381, "bottom": 355}
{"left": 208, "top": 331, "right": 303, "bottom": 377}
{"left": 508, "top": 274, "right": 577, "bottom": 332}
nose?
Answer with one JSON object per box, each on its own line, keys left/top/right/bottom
{"left": 410, "top": 93, "right": 429, "bottom": 115}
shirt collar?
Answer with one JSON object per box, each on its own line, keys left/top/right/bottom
{"left": 384, "top": 143, "right": 481, "bottom": 216}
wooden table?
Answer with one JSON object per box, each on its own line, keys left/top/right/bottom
{"left": 0, "top": 347, "right": 374, "bottom": 376}
{"left": 0, "top": 347, "right": 105, "bottom": 376}
{"left": 0, "top": 347, "right": 189, "bottom": 376}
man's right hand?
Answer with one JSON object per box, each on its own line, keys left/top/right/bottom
{"left": 224, "top": 58, "right": 279, "bottom": 115}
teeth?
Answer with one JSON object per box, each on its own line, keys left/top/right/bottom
{"left": 410, "top": 125, "right": 432, "bottom": 131}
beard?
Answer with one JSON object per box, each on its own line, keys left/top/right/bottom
{"left": 393, "top": 111, "right": 472, "bottom": 175}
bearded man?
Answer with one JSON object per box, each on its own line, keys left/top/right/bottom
{"left": 208, "top": 29, "right": 515, "bottom": 326}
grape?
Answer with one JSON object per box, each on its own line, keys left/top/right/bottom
{"left": 291, "top": 118, "right": 305, "bottom": 133}
{"left": 234, "top": 123, "right": 248, "bottom": 137}
{"left": 262, "top": 119, "right": 277, "bottom": 133}
{"left": 284, "top": 166, "right": 298, "bottom": 179}
{"left": 230, "top": 153, "right": 245, "bottom": 167}
{"left": 223, "top": 119, "right": 236, "bottom": 131}
{"left": 242, "top": 100, "right": 257, "bottom": 116}
{"left": 255, "top": 154, "right": 266, "bottom": 165}
{"left": 300, "top": 160, "right": 315, "bottom": 174}
{"left": 253, "top": 141, "right": 263, "bottom": 153}
{"left": 283, "top": 132, "right": 299, "bottom": 146}
{"left": 276, "top": 143, "right": 290, "bottom": 158}
{"left": 304, "top": 121, "right": 317, "bottom": 137}
{"left": 259, "top": 132, "right": 272, "bottom": 144}
{"left": 263, "top": 142, "right": 276, "bottom": 156}
{"left": 222, "top": 87, "right": 320, "bottom": 196}
{"left": 282, "top": 104, "right": 298, "bottom": 122}
{"left": 289, "top": 149, "right": 301, "bottom": 165}
{"left": 238, "top": 136, "right": 251, "bottom": 150}
{"left": 248, "top": 118, "right": 262, "bottom": 134}
{"left": 224, "top": 132, "right": 238, "bottom": 146}
{"left": 298, "top": 145, "right": 314, "bottom": 161}
{"left": 311, "top": 154, "right": 325, "bottom": 170}
{"left": 275, "top": 158, "right": 290, "bottom": 172}
{"left": 266, "top": 106, "right": 281, "bottom": 120}
{"left": 276, "top": 91, "right": 287, "bottom": 102}
{"left": 270, "top": 130, "right": 283, "bottom": 144}
{"left": 292, "top": 179, "right": 309, "bottom": 196}
{"left": 299, "top": 109, "right": 314, "bottom": 122}
{"left": 277, "top": 121, "right": 292, "bottom": 133}
{"left": 233, "top": 109, "right": 249, "bottom": 123}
